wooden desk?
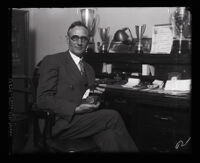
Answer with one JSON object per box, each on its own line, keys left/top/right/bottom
{"left": 100, "top": 84, "right": 190, "bottom": 109}
{"left": 100, "top": 84, "right": 191, "bottom": 152}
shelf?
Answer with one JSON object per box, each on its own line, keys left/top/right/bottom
{"left": 84, "top": 53, "right": 191, "bottom": 65}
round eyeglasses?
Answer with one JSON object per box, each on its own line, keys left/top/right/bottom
{"left": 70, "top": 35, "right": 89, "bottom": 43}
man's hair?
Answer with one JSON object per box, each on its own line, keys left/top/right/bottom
{"left": 67, "top": 21, "right": 88, "bottom": 35}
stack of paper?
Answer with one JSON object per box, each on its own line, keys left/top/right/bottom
{"left": 122, "top": 78, "right": 140, "bottom": 88}
{"left": 164, "top": 79, "right": 191, "bottom": 91}
{"left": 152, "top": 80, "right": 164, "bottom": 88}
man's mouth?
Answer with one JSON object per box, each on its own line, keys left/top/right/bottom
{"left": 75, "top": 46, "right": 84, "bottom": 50}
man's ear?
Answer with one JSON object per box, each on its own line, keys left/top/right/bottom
{"left": 65, "top": 35, "right": 69, "bottom": 44}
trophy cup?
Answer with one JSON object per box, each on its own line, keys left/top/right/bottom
{"left": 172, "top": 7, "right": 190, "bottom": 54}
{"left": 98, "top": 27, "right": 110, "bottom": 53}
{"left": 135, "top": 24, "right": 146, "bottom": 53}
{"left": 78, "top": 8, "right": 98, "bottom": 53}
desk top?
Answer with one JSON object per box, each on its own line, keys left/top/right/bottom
{"left": 99, "top": 83, "right": 190, "bottom": 98}
{"left": 99, "top": 84, "right": 191, "bottom": 109}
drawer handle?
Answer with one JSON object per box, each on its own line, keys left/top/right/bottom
{"left": 153, "top": 115, "right": 173, "bottom": 121}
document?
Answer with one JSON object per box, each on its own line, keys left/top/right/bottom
{"left": 82, "top": 89, "right": 90, "bottom": 99}
{"left": 142, "top": 64, "right": 155, "bottom": 76}
{"left": 122, "top": 78, "right": 140, "bottom": 88}
{"left": 164, "top": 79, "right": 191, "bottom": 91}
{"left": 150, "top": 24, "right": 174, "bottom": 54}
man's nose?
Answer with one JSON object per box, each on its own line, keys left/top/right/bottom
{"left": 77, "top": 38, "right": 82, "bottom": 45}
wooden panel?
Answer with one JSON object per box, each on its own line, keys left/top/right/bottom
{"left": 10, "top": 114, "right": 29, "bottom": 154}
{"left": 11, "top": 10, "right": 30, "bottom": 113}
{"left": 12, "top": 9, "right": 29, "bottom": 76}
{"left": 10, "top": 10, "right": 30, "bottom": 154}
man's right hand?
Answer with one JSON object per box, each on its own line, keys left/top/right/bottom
{"left": 75, "top": 102, "right": 100, "bottom": 114}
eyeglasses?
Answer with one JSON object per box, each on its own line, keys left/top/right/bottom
{"left": 70, "top": 35, "right": 89, "bottom": 43}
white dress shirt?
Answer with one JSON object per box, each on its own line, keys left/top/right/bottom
{"left": 69, "top": 51, "right": 83, "bottom": 72}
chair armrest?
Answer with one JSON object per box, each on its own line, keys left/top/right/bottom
{"left": 31, "top": 103, "right": 56, "bottom": 119}
{"left": 31, "top": 104, "right": 56, "bottom": 141}
{"left": 32, "top": 109, "right": 56, "bottom": 119}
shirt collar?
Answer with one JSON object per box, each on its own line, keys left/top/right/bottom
{"left": 69, "top": 50, "right": 83, "bottom": 66}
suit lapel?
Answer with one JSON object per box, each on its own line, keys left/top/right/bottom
{"left": 60, "top": 52, "right": 78, "bottom": 80}
{"left": 61, "top": 51, "right": 88, "bottom": 82}
{"left": 60, "top": 51, "right": 94, "bottom": 89}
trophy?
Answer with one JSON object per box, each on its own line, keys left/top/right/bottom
{"left": 98, "top": 27, "right": 110, "bottom": 53}
{"left": 172, "top": 7, "right": 190, "bottom": 54}
{"left": 135, "top": 24, "right": 146, "bottom": 53}
{"left": 78, "top": 8, "right": 98, "bottom": 52}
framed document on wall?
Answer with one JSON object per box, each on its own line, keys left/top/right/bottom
{"left": 150, "top": 24, "right": 174, "bottom": 54}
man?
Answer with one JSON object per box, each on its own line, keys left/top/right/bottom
{"left": 37, "top": 21, "right": 138, "bottom": 152}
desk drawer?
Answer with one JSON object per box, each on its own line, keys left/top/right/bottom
{"left": 137, "top": 107, "right": 190, "bottom": 131}
{"left": 137, "top": 107, "right": 176, "bottom": 129}
{"left": 136, "top": 106, "right": 190, "bottom": 152}
{"left": 137, "top": 126, "right": 174, "bottom": 152}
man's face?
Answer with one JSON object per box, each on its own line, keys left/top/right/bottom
{"left": 68, "top": 26, "right": 89, "bottom": 57}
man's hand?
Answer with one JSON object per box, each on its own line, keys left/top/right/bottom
{"left": 75, "top": 102, "right": 100, "bottom": 114}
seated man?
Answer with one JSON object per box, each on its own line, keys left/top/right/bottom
{"left": 37, "top": 21, "right": 138, "bottom": 152}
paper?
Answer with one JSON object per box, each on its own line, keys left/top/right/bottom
{"left": 106, "top": 64, "right": 112, "bottom": 74}
{"left": 131, "top": 72, "right": 139, "bottom": 76}
{"left": 153, "top": 80, "right": 164, "bottom": 87}
{"left": 82, "top": 89, "right": 90, "bottom": 99}
{"left": 142, "top": 64, "right": 149, "bottom": 75}
{"left": 102, "top": 63, "right": 107, "bottom": 73}
{"left": 164, "top": 79, "right": 191, "bottom": 91}
{"left": 149, "top": 65, "right": 155, "bottom": 76}
{"left": 150, "top": 24, "right": 174, "bottom": 54}
{"left": 102, "top": 63, "right": 112, "bottom": 74}
{"left": 142, "top": 64, "right": 155, "bottom": 76}
{"left": 122, "top": 78, "right": 140, "bottom": 88}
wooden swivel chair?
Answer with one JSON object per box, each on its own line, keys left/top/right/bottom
{"left": 30, "top": 62, "right": 99, "bottom": 153}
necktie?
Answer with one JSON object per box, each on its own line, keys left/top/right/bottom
{"left": 79, "top": 60, "right": 85, "bottom": 75}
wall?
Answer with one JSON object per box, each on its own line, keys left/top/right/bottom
{"left": 22, "top": 7, "right": 176, "bottom": 65}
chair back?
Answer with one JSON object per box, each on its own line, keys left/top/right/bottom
{"left": 30, "top": 60, "right": 55, "bottom": 151}
{"left": 31, "top": 61, "right": 41, "bottom": 103}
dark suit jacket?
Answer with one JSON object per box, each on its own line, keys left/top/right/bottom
{"left": 37, "top": 51, "right": 95, "bottom": 122}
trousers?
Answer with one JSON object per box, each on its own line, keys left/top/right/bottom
{"left": 52, "top": 109, "right": 139, "bottom": 152}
